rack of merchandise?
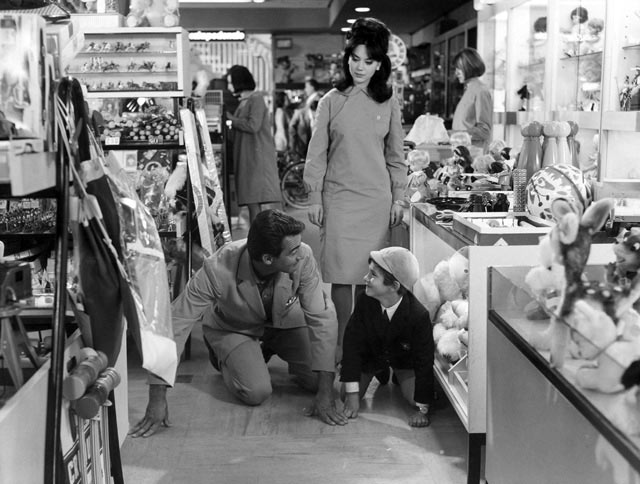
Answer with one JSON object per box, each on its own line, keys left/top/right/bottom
{"left": 478, "top": 0, "right": 640, "bottom": 212}
{"left": 486, "top": 265, "right": 640, "bottom": 484}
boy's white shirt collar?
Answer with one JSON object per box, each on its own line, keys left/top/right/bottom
{"left": 381, "top": 297, "right": 403, "bottom": 321}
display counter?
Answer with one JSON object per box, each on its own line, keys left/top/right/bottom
{"left": 486, "top": 266, "right": 640, "bottom": 484}
{"left": 409, "top": 202, "right": 615, "bottom": 484}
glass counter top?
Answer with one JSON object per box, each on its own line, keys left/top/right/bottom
{"left": 488, "top": 265, "right": 640, "bottom": 471}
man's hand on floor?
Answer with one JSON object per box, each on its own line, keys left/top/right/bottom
{"left": 303, "top": 371, "right": 348, "bottom": 426}
{"left": 128, "top": 384, "right": 171, "bottom": 438}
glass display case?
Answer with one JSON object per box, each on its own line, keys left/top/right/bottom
{"left": 486, "top": 265, "right": 640, "bottom": 484}
{"left": 67, "top": 27, "right": 190, "bottom": 98}
{"left": 597, "top": 1, "right": 640, "bottom": 199}
{"left": 552, "top": 0, "right": 606, "bottom": 112}
{"left": 478, "top": 0, "right": 640, "bottom": 203}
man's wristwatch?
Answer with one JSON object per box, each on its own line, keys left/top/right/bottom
{"left": 416, "top": 403, "right": 429, "bottom": 415}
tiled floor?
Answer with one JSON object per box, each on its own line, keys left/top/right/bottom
{"left": 120, "top": 206, "right": 472, "bottom": 484}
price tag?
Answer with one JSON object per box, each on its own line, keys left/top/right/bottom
{"left": 104, "top": 137, "right": 120, "bottom": 146}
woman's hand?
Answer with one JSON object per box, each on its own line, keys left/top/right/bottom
{"left": 390, "top": 202, "right": 404, "bottom": 227}
{"left": 308, "top": 203, "right": 324, "bottom": 227}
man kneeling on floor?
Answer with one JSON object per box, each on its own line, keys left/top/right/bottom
{"left": 129, "top": 210, "right": 348, "bottom": 437}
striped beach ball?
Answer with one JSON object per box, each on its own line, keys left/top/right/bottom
{"left": 526, "top": 164, "right": 591, "bottom": 221}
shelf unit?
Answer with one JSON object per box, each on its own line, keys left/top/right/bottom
{"left": 477, "top": 0, "right": 640, "bottom": 208}
{"left": 69, "top": 27, "right": 190, "bottom": 98}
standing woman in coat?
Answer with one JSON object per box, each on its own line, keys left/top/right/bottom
{"left": 303, "top": 18, "right": 407, "bottom": 359}
{"left": 451, "top": 47, "right": 493, "bottom": 152}
{"left": 226, "top": 65, "right": 282, "bottom": 223}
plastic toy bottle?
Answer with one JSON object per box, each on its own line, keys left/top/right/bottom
{"left": 513, "top": 121, "right": 543, "bottom": 212}
{"left": 555, "top": 121, "right": 572, "bottom": 165}
{"left": 542, "top": 121, "right": 560, "bottom": 168}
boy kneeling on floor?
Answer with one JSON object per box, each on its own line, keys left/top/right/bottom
{"left": 340, "top": 247, "right": 434, "bottom": 427}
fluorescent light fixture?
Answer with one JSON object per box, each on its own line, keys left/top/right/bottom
{"left": 346, "top": 18, "right": 356, "bottom": 23}
{"left": 341, "top": 27, "right": 350, "bottom": 32}
{"left": 189, "top": 30, "right": 246, "bottom": 41}
{"left": 179, "top": 0, "right": 252, "bottom": 3}
{"left": 354, "top": 7, "right": 370, "bottom": 12}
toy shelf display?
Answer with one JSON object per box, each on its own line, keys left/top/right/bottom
{"left": 486, "top": 265, "right": 640, "bottom": 484}
{"left": 69, "top": 27, "right": 190, "bottom": 98}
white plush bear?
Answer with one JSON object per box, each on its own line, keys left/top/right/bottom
{"left": 414, "top": 248, "right": 469, "bottom": 320}
{"left": 433, "top": 298, "right": 469, "bottom": 362}
{"left": 414, "top": 249, "right": 470, "bottom": 363}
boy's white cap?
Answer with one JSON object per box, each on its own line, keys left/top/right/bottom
{"left": 369, "top": 247, "right": 420, "bottom": 291}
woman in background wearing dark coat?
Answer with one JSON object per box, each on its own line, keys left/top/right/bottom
{"left": 226, "top": 65, "right": 282, "bottom": 223}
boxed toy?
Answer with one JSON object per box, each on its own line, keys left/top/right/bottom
{"left": 0, "top": 14, "right": 47, "bottom": 139}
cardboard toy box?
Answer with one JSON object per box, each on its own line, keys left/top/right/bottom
{"left": 0, "top": 14, "right": 47, "bottom": 139}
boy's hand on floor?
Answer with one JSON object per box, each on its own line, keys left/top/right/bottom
{"left": 343, "top": 392, "right": 360, "bottom": 419}
{"left": 408, "top": 409, "right": 430, "bottom": 428}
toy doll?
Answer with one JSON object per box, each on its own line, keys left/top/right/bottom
{"left": 580, "top": 18, "right": 604, "bottom": 54}
{"left": 562, "top": 6, "right": 589, "bottom": 56}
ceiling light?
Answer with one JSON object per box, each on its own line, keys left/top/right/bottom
{"left": 178, "top": 0, "right": 253, "bottom": 3}
{"left": 346, "top": 18, "right": 356, "bottom": 23}
{"left": 354, "top": 7, "right": 370, "bottom": 12}
{"left": 341, "top": 27, "right": 351, "bottom": 32}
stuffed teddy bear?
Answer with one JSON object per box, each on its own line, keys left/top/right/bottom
{"left": 433, "top": 298, "right": 469, "bottom": 362}
{"left": 524, "top": 233, "right": 566, "bottom": 321}
{"left": 414, "top": 249, "right": 470, "bottom": 362}
{"left": 568, "top": 298, "right": 640, "bottom": 393}
{"left": 414, "top": 248, "right": 469, "bottom": 320}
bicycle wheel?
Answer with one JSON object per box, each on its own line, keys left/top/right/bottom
{"left": 280, "top": 162, "right": 310, "bottom": 209}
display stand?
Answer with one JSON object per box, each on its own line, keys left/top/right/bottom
{"left": 409, "top": 203, "right": 614, "bottom": 484}
{"left": 486, "top": 265, "right": 640, "bottom": 484}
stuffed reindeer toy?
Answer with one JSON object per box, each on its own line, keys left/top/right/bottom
{"left": 528, "top": 197, "right": 615, "bottom": 367}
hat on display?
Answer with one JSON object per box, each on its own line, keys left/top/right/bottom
{"left": 370, "top": 247, "right": 420, "bottom": 291}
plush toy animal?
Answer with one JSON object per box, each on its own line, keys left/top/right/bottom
{"left": 414, "top": 249, "right": 470, "bottom": 362}
{"left": 524, "top": 233, "right": 566, "bottom": 319}
{"left": 433, "top": 298, "right": 469, "bottom": 362}
{"left": 569, "top": 299, "right": 640, "bottom": 393}
{"left": 527, "top": 197, "right": 615, "bottom": 368}
{"left": 414, "top": 248, "right": 469, "bottom": 320}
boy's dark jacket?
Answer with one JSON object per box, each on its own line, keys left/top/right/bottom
{"left": 340, "top": 291, "right": 435, "bottom": 404}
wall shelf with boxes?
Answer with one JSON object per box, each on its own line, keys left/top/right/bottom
{"left": 478, "top": 0, "right": 640, "bottom": 209}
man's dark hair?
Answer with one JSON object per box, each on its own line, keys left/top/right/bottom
{"left": 336, "top": 17, "right": 393, "bottom": 103}
{"left": 368, "top": 257, "right": 407, "bottom": 296}
{"left": 227, "top": 65, "right": 256, "bottom": 93}
{"left": 247, "top": 210, "right": 305, "bottom": 261}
